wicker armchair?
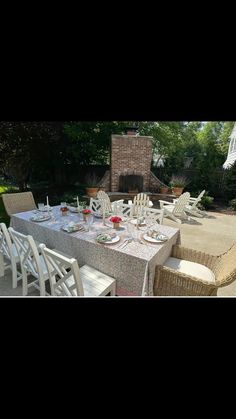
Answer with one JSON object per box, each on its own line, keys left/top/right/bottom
{"left": 154, "top": 243, "right": 236, "bottom": 296}
{"left": 2, "top": 192, "right": 37, "bottom": 216}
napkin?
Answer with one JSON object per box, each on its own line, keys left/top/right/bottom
{"left": 147, "top": 229, "right": 168, "bottom": 241}
{"left": 63, "top": 222, "right": 84, "bottom": 232}
{"left": 96, "top": 232, "right": 116, "bottom": 243}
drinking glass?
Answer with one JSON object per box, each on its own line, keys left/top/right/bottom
{"left": 38, "top": 203, "right": 44, "bottom": 211}
{"left": 85, "top": 215, "right": 94, "bottom": 231}
{"left": 61, "top": 202, "right": 66, "bottom": 207}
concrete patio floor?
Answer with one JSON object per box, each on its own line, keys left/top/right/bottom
{"left": 1, "top": 211, "right": 236, "bottom": 296}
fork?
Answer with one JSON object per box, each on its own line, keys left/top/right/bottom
{"left": 119, "top": 238, "right": 133, "bottom": 249}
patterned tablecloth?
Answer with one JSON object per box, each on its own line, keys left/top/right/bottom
{"left": 11, "top": 206, "right": 181, "bottom": 296}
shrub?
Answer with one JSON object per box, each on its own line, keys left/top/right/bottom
{"left": 169, "top": 175, "right": 189, "bottom": 188}
{"left": 198, "top": 192, "right": 214, "bottom": 210}
{"left": 229, "top": 199, "right": 236, "bottom": 211}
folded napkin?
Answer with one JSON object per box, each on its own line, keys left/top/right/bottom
{"left": 63, "top": 222, "right": 84, "bottom": 233}
{"left": 31, "top": 214, "right": 49, "bottom": 221}
{"left": 147, "top": 229, "right": 168, "bottom": 241}
{"left": 96, "top": 232, "right": 116, "bottom": 243}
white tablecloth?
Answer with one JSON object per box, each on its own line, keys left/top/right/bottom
{"left": 11, "top": 206, "right": 181, "bottom": 296}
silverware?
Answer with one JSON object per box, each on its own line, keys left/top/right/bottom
{"left": 120, "top": 238, "right": 133, "bottom": 249}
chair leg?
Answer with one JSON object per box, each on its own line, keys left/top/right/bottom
{"left": 165, "top": 211, "right": 182, "bottom": 224}
{"left": 11, "top": 260, "right": 18, "bottom": 289}
{"left": 22, "top": 268, "right": 28, "bottom": 296}
{"left": 0, "top": 253, "right": 5, "bottom": 277}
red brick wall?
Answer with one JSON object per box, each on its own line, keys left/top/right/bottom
{"left": 111, "top": 135, "right": 153, "bottom": 192}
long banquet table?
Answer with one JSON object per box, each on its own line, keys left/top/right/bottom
{"left": 11, "top": 206, "right": 181, "bottom": 296}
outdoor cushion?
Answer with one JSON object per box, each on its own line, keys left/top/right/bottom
{"left": 164, "top": 257, "right": 215, "bottom": 283}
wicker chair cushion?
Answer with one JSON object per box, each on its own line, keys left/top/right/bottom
{"left": 164, "top": 257, "right": 215, "bottom": 283}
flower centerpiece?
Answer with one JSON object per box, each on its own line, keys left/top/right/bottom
{"left": 82, "top": 208, "right": 92, "bottom": 221}
{"left": 110, "top": 216, "right": 122, "bottom": 229}
{"left": 60, "top": 206, "right": 69, "bottom": 216}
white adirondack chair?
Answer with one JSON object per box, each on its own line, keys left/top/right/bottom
{"left": 143, "top": 208, "right": 164, "bottom": 226}
{"left": 0, "top": 223, "right": 22, "bottom": 288}
{"left": 90, "top": 191, "right": 124, "bottom": 214}
{"left": 159, "top": 192, "right": 190, "bottom": 223}
{"left": 8, "top": 228, "right": 52, "bottom": 296}
{"left": 39, "top": 244, "right": 116, "bottom": 296}
{"left": 132, "top": 193, "right": 150, "bottom": 217}
{"left": 173, "top": 190, "right": 206, "bottom": 218}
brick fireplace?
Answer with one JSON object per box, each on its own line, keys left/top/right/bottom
{"left": 110, "top": 134, "right": 153, "bottom": 192}
{"left": 98, "top": 134, "right": 167, "bottom": 193}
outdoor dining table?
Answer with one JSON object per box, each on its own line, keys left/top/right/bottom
{"left": 10, "top": 206, "right": 181, "bottom": 296}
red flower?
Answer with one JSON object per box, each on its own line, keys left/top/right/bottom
{"left": 60, "top": 206, "right": 68, "bottom": 212}
{"left": 110, "top": 216, "right": 122, "bottom": 223}
{"left": 82, "top": 209, "right": 92, "bottom": 214}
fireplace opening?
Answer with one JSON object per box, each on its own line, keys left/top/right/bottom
{"left": 119, "top": 174, "right": 143, "bottom": 193}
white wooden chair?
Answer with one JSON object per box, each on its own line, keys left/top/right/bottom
{"left": 143, "top": 208, "right": 164, "bottom": 225}
{"left": 159, "top": 192, "right": 190, "bottom": 224}
{"left": 0, "top": 223, "right": 22, "bottom": 288}
{"left": 90, "top": 191, "right": 124, "bottom": 215}
{"left": 173, "top": 190, "right": 206, "bottom": 218}
{"left": 116, "top": 203, "right": 133, "bottom": 219}
{"left": 39, "top": 244, "right": 116, "bottom": 296}
{"left": 8, "top": 227, "right": 51, "bottom": 296}
{"left": 2, "top": 192, "right": 37, "bottom": 216}
{"left": 132, "top": 193, "right": 150, "bottom": 217}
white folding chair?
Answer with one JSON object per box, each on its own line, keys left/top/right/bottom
{"left": 39, "top": 244, "right": 116, "bottom": 297}
{"left": 8, "top": 227, "right": 51, "bottom": 296}
{"left": 159, "top": 192, "right": 190, "bottom": 223}
{"left": 0, "top": 223, "right": 22, "bottom": 288}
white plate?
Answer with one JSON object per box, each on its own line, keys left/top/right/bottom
{"left": 93, "top": 212, "right": 111, "bottom": 218}
{"left": 38, "top": 207, "right": 52, "bottom": 212}
{"left": 61, "top": 224, "right": 83, "bottom": 233}
{"left": 96, "top": 235, "right": 120, "bottom": 245}
{"left": 130, "top": 219, "right": 146, "bottom": 226}
{"left": 68, "top": 206, "right": 79, "bottom": 213}
{"left": 30, "top": 215, "right": 51, "bottom": 222}
{"left": 143, "top": 233, "right": 168, "bottom": 243}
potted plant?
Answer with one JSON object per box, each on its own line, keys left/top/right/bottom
{"left": 160, "top": 186, "right": 169, "bottom": 194}
{"left": 85, "top": 173, "right": 100, "bottom": 197}
{"left": 169, "top": 175, "right": 189, "bottom": 197}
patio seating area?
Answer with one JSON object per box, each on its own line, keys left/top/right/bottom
{"left": 1, "top": 122, "right": 236, "bottom": 297}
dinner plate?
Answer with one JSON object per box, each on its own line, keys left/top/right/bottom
{"left": 143, "top": 233, "right": 168, "bottom": 243}
{"left": 61, "top": 224, "right": 83, "bottom": 233}
{"left": 93, "top": 212, "right": 111, "bottom": 218}
{"left": 30, "top": 215, "right": 51, "bottom": 222}
{"left": 38, "top": 207, "right": 52, "bottom": 212}
{"left": 96, "top": 235, "right": 120, "bottom": 245}
{"left": 130, "top": 219, "right": 146, "bottom": 226}
{"left": 68, "top": 206, "right": 79, "bottom": 213}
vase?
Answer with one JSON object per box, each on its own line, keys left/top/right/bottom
{"left": 61, "top": 211, "right": 68, "bottom": 216}
{"left": 113, "top": 222, "right": 120, "bottom": 229}
{"left": 83, "top": 214, "right": 91, "bottom": 221}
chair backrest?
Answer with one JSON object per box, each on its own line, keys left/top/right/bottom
{"left": 190, "top": 190, "right": 205, "bottom": 210}
{"left": 39, "top": 244, "right": 84, "bottom": 296}
{"left": 116, "top": 203, "right": 133, "bottom": 218}
{"left": 144, "top": 208, "right": 164, "bottom": 225}
{"left": 90, "top": 198, "right": 102, "bottom": 213}
{"left": 0, "top": 222, "right": 14, "bottom": 261}
{"left": 133, "top": 193, "right": 150, "bottom": 217}
{"left": 97, "top": 190, "right": 112, "bottom": 212}
{"left": 8, "top": 227, "right": 44, "bottom": 280}
{"left": 214, "top": 242, "right": 236, "bottom": 286}
{"left": 172, "top": 192, "right": 190, "bottom": 216}
{"left": 2, "top": 192, "right": 37, "bottom": 216}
